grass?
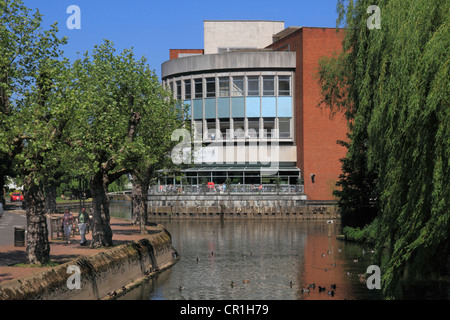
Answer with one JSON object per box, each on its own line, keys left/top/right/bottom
{"left": 13, "top": 261, "right": 60, "bottom": 268}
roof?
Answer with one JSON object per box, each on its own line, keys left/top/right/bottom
{"left": 272, "top": 27, "right": 302, "bottom": 42}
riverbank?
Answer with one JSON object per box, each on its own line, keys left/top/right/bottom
{"left": 0, "top": 209, "right": 179, "bottom": 300}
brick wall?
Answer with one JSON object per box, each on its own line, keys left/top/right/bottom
{"left": 169, "top": 49, "right": 204, "bottom": 60}
{"left": 268, "top": 28, "right": 348, "bottom": 201}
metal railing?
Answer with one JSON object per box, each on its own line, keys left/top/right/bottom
{"left": 149, "top": 184, "right": 304, "bottom": 195}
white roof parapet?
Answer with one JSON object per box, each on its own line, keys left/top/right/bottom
{"left": 161, "top": 51, "right": 296, "bottom": 80}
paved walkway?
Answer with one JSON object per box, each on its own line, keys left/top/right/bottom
{"left": 0, "top": 209, "right": 163, "bottom": 284}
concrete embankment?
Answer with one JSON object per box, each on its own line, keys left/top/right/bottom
{"left": 147, "top": 194, "right": 340, "bottom": 220}
{"left": 0, "top": 229, "right": 178, "bottom": 300}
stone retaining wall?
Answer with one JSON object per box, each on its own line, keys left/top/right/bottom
{"left": 0, "top": 230, "right": 177, "bottom": 300}
{"left": 147, "top": 194, "right": 339, "bottom": 220}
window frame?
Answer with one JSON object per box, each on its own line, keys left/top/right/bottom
{"left": 184, "top": 79, "right": 191, "bottom": 100}
{"left": 206, "top": 77, "right": 216, "bottom": 98}
{"left": 278, "top": 76, "right": 291, "bottom": 96}
{"left": 262, "top": 76, "right": 275, "bottom": 96}
{"left": 194, "top": 78, "right": 203, "bottom": 99}
{"left": 218, "top": 76, "right": 230, "bottom": 97}
{"left": 247, "top": 76, "right": 260, "bottom": 96}
{"left": 232, "top": 76, "right": 244, "bottom": 97}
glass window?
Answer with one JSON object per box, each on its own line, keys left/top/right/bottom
{"left": 206, "top": 119, "right": 217, "bottom": 139}
{"left": 219, "top": 77, "right": 229, "bottom": 97}
{"left": 219, "top": 119, "right": 230, "bottom": 139}
{"left": 247, "top": 76, "right": 260, "bottom": 96}
{"left": 184, "top": 79, "right": 191, "bottom": 99}
{"left": 233, "top": 118, "right": 245, "bottom": 138}
{"left": 278, "top": 76, "right": 290, "bottom": 96}
{"left": 194, "top": 79, "right": 203, "bottom": 99}
{"left": 206, "top": 77, "right": 215, "bottom": 98}
{"left": 247, "top": 118, "right": 259, "bottom": 138}
{"left": 193, "top": 121, "right": 203, "bottom": 140}
{"left": 263, "top": 76, "right": 275, "bottom": 96}
{"left": 176, "top": 81, "right": 182, "bottom": 100}
{"left": 232, "top": 76, "right": 244, "bottom": 97}
{"left": 263, "top": 118, "right": 275, "bottom": 138}
{"left": 279, "top": 118, "right": 291, "bottom": 138}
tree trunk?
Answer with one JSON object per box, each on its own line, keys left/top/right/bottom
{"left": 131, "top": 174, "right": 149, "bottom": 234}
{"left": 0, "top": 175, "right": 5, "bottom": 206}
{"left": 24, "top": 179, "right": 50, "bottom": 265}
{"left": 131, "top": 176, "right": 140, "bottom": 226}
{"left": 44, "top": 184, "right": 58, "bottom": 214}
{"left": 90, "top": 171, "right": 113, "bottom": 247}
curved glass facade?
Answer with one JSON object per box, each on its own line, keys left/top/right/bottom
{"left": 164, "top": 72, "right": 294, "bottom": 143}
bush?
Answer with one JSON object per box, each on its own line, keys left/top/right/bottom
{"left": 342, "top": 218, "right": 380, "bottom": 245}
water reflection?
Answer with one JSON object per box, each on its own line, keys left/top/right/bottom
{"left": 119, "top": 219, "right": 384, "bottom": 300}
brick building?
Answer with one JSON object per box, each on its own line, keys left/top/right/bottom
{"left": 267, "top": 27, "right": 348, "bottom": 201}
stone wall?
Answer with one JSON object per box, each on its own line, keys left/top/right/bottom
{"left": 148, "top": 194, "right": 339, "bottom": 220}
{"left": 0, "top": 230, "right": 177, "bottom": 300}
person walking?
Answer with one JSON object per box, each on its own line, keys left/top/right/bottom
{"left": 62, "top": 207, "right": 75, "bottom": 244}
{"left": 78, "top": 207, "right": 90, "bottom": 246}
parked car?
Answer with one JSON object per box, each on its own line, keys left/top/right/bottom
{"left": 10, "top": 193, "right": 24, "bottom": 202}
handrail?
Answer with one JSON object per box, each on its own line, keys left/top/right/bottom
{"left": 149, "top": 184, "right": 304, "bottom": 194}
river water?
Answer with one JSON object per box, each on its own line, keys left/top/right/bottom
{"left": 118, "top": 219, "right": 386, "bottom": 300}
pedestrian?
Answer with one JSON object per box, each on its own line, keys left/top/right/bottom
{"left": 62, "top": 207, "right": 75, "bottom": 244}
{"left": 78, "top": 206, "right": 90, "bottom": 246}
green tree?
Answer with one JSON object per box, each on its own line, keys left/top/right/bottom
{"left": 318, "top": 0, "right": 449, "bottom": 298}
{"left": 71, "top": 41, "right": 181, "bottom": 246}
{"left": 0, "top": 0, "right": 53, "bottom": 205}
{"left": 129, "top": 98, "right": 188, "bottom": 233}
{"left": 1, "top": 0, "right": 69, "bottom": 264}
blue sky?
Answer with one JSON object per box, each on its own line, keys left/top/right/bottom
{"left": 23, "top": 0, "right": 341, "bottom": 79}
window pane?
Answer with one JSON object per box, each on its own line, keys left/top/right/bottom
{"left": 278, "top": 76, "right": 290, "bottom": 96}
{"left": 176, "top": 81, "right": 182, "bottom": 100}
{"left": 263, "top": 76, "right": 275, "bottom": 96}
{"left": 206, "top": 119, "right": 217, "bottom": 139}
{"left": 206, "top": 77, "right": 215, "bottom": 98}
{"left": 193, "top": 121, "right": 203, "bottom": 139}
{"left": 232, "top": 76, "right": 244, "bottom": 96}
{"left": 247, "top": 76, "right": 260, "bottom": 96}
{"left": 248, "top": 118, "right": 259, "bottom": 138}
{"left": 184, "top": 79, "right": 191, "bottom": 99}
{"left": 194, "top": 79, "right": 203, "bottom": 98}
{"left": 233, "top": 118, "right": 245, "bottom": 138}
{"left": 263, "top": 118, "right": 275, "bottom": 138}
{"left": 219, "top": 120, "right": 230, "bottom": 139}
{"left": 219, "top": 77, "right": 229, "bottom": 97}
{"left": 279, "top": 118, "right": 291, "bottom": 138}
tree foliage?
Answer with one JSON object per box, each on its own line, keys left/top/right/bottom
{"left": 317, "top": 0, "right": 449, "bottom": 298}
{"left": 70, "top": 40, "right": 181, "bottom": 247}
{"left": 1, "top": 0, "right": 70, "bottom": 264}
{"left": 1, "top": 0, "right": 182, "bottom": 260}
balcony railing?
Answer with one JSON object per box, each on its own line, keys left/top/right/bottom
{"left": 149, "top": 184, "right": 304, "bottom": 195}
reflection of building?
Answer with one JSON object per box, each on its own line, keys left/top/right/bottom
{"left": 161, "top": 21, "right": 347, "bottom": 201}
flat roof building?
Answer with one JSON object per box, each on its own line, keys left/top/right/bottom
{"left": 160, "top": 21, "right": 347, "bottom": 201}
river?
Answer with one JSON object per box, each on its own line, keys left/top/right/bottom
{"left": 118, "top": 219, "right": 386, "bottom": 300}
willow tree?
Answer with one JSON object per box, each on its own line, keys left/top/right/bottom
{"left": 317, "top": 0, "right": 449, "bottom": 298}
{"left": 71, "top": 41, "right": 177, "bottom": 246}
